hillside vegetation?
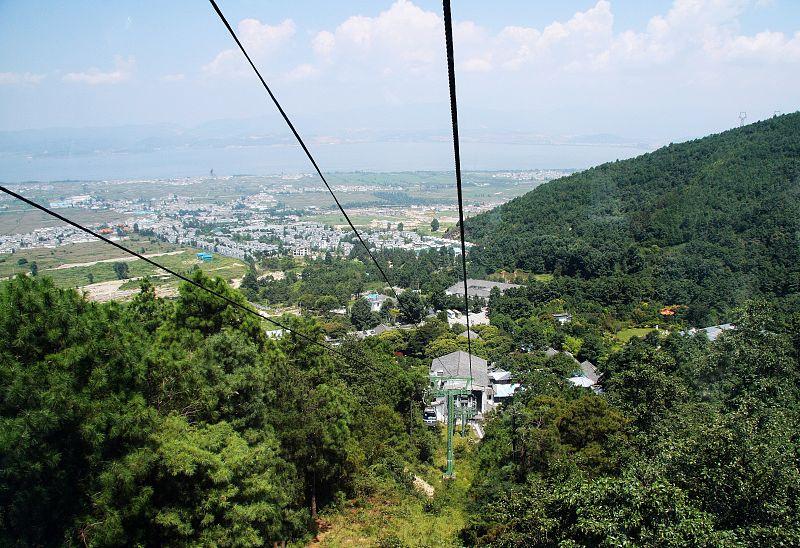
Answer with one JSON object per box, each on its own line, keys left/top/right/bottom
{"left": 466, "top": 113, "right": 800, "bottom": 324}
{"left": 0, "top": 274, "right": 440, "bottom": 546}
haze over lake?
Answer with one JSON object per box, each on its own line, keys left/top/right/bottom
{"left": 0, "top": 141, "right": 649, "bottom": 182}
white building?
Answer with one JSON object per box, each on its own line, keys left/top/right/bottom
{"left": 445, "top": 279, "right": 521, "bottom": 301}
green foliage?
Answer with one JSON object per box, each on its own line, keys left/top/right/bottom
{"left": 0, "top": 273, "right": 430, "bottom": 545}
{"left": 174, "top": 270, "right": 265, "bottom": 344}
{"left": 468, "top": 114, "right": 800, "bottom": 324}
{"left": 463, "top": 472, "right": 734, "bottom": 547}
{"left": 351, "top": 297, "right": 377, "bottom": 330}
{"left": 113, "top": 261, "right": 130, "bottom": 280}
{"left": 88, "top": 416, "right": 301, "bottom": 547}
{"left": 465, "top": 298, "right": 800, "bottom": 545}
{"left": 515, "top": 315, "right": 556, "bottom": 351}
{"left": 398, "top": 290, "right": 425, "bottom": 324}
{"left": 239, "top": 269, "right": 259, "bottom": 300}
{"left": 315, "top": 294, "right": 339, "bottom": 314}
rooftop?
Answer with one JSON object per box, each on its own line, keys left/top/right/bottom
{"left": 430, "top": 350, "right": 489, "bottom": 387}
{"left": 445, "top": 279, "right": 521, "bottom": 298}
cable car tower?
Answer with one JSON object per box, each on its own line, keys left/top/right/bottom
{"left": 426, "top": 373, "right": 476, "bottom": 478}
{"left": 425, "top": 0, "right": 479, "bottom": 480}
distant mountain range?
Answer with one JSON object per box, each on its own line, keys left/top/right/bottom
{"left": 0, "top": 117, "right": 658, "bottom": 160}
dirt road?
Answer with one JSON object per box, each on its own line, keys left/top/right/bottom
{"left": 47, "top": 250, "right": 184, "bottom": 270}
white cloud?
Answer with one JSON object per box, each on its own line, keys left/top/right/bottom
{"left": 305, "top": 0, "right": 800, "bottom": 80}
{"left": 705, "top": 29, "right": 800, "bottom": 62}
{"left": 312, "top": 30, "right": 335, "bottom": 57}
{"left": 496, "top": 1, "right": 614, "bottom": 70}
{"left": 239, "top": 18, "right": 295, "bottom": 51}
{"left": 310, "top": 0, "right": 443, "bottom": 75}
{"left": 63, "top": 55, "right": 135, "bottom": 85}
{"left": 461, "top": 56, "right": 492, "bottom": 72}
{"left": 203, "top": 18, "right": 295, "bottom": 77}
{"left": 0, "top": 72, "right": 45, "bottom": 85}
{"left": 184, "top": 0, "right": 800, "bottom": 139}
{"left": 161, "top": 73, "right": 185, "bottom": 82}
{"left": 284, "top": 63, "right": 318, "bottom": 81}
{"left": 203, "top": 49, "right": 243, "bottom": 77}
{"left": 304, "top": 0, "right": 618, "bottom": 78}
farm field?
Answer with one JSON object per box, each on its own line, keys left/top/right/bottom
{"left": 0, "top": 236, "right": 247, "bottom": 299}
{"left": 0, "top": 206, "right": 127, "bottom": 234}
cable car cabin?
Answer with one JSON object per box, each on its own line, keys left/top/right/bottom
{"left": 423, "top": 407, "right": 438, "bottom": 426}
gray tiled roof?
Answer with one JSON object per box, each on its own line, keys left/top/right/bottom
{"left": 580, "top": 360, "right": 600, "bottom": 383}
{"left": 430, "top": 350, "right": 489, "bottom": 387}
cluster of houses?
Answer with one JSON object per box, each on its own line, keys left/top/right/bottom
{"left": 424, "top": 345, "right": 600, "bottom": 428}
{"left": 366, "top": 229, "right": 468, "bottom": 255}
{"left": 259, "top": 276, "right": 736, "bottom": 435}
{"left": 147, "top": 221, "right": 356, "bottom": 261}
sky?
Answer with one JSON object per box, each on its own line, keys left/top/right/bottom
{"left": 1, "top": 0, "right": 800, "bottom": 176}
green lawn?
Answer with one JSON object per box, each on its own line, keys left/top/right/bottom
{"left": 305, "top": 213, "right": 381, "bottom": 227}
{"left": 414, "top": 222, "right": 456, "bottom": 237}
{"left": 0, "top": 238, "right": 179, "bottom": 277}
{"left": 614, "top": 327, "right": 655, "bottom": 343}
{"left": 486, "top": 270, "right": 552, "bottom": 284}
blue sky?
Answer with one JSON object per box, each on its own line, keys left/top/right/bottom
{"left": 1, "top": 1, "right": 800, "bottom": 163}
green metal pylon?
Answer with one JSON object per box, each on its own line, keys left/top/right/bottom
{"left": 426, "top": 374, "right": 475, "bottom": 479}
{"left": 445, "top": 392, "right": 455, "bottom": 478}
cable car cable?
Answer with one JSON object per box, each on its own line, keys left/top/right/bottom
{"left": 0, "top": 185, "right": 383, "bottom": 374}
{"left": 208, "top": 0, "right": 408, "bottom": 316}
{"left": 208, "top": 0, "right": 467, "bottom": 382}
{"left": 442, "top": 0, "right": 474, "bottom": 380}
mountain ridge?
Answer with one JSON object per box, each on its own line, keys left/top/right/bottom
{"left": 466, "top": 112, "right": 800, "bottom": 323}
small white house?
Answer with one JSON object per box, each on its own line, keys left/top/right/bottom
{"left": 552, "top": 312, "right": 573, "bottom": 325}
{"left": 364, "top": 292, "right": 390, "bottom": 312}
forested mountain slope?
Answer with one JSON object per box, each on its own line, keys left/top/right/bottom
{"left": 466, "top": 113, "right": 800, "bottom": 323}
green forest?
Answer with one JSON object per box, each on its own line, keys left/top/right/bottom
{"left": 465, "top": 113, "right": 800, "bottom": 325}
{"left": 0, "top": 274, "right": 441, "bottom": 546}
{"left": 4, "top": 273, "right": 800, "bottom": 546}
{"left": 462, "top": 301, "right": 800, "bottom": 545}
